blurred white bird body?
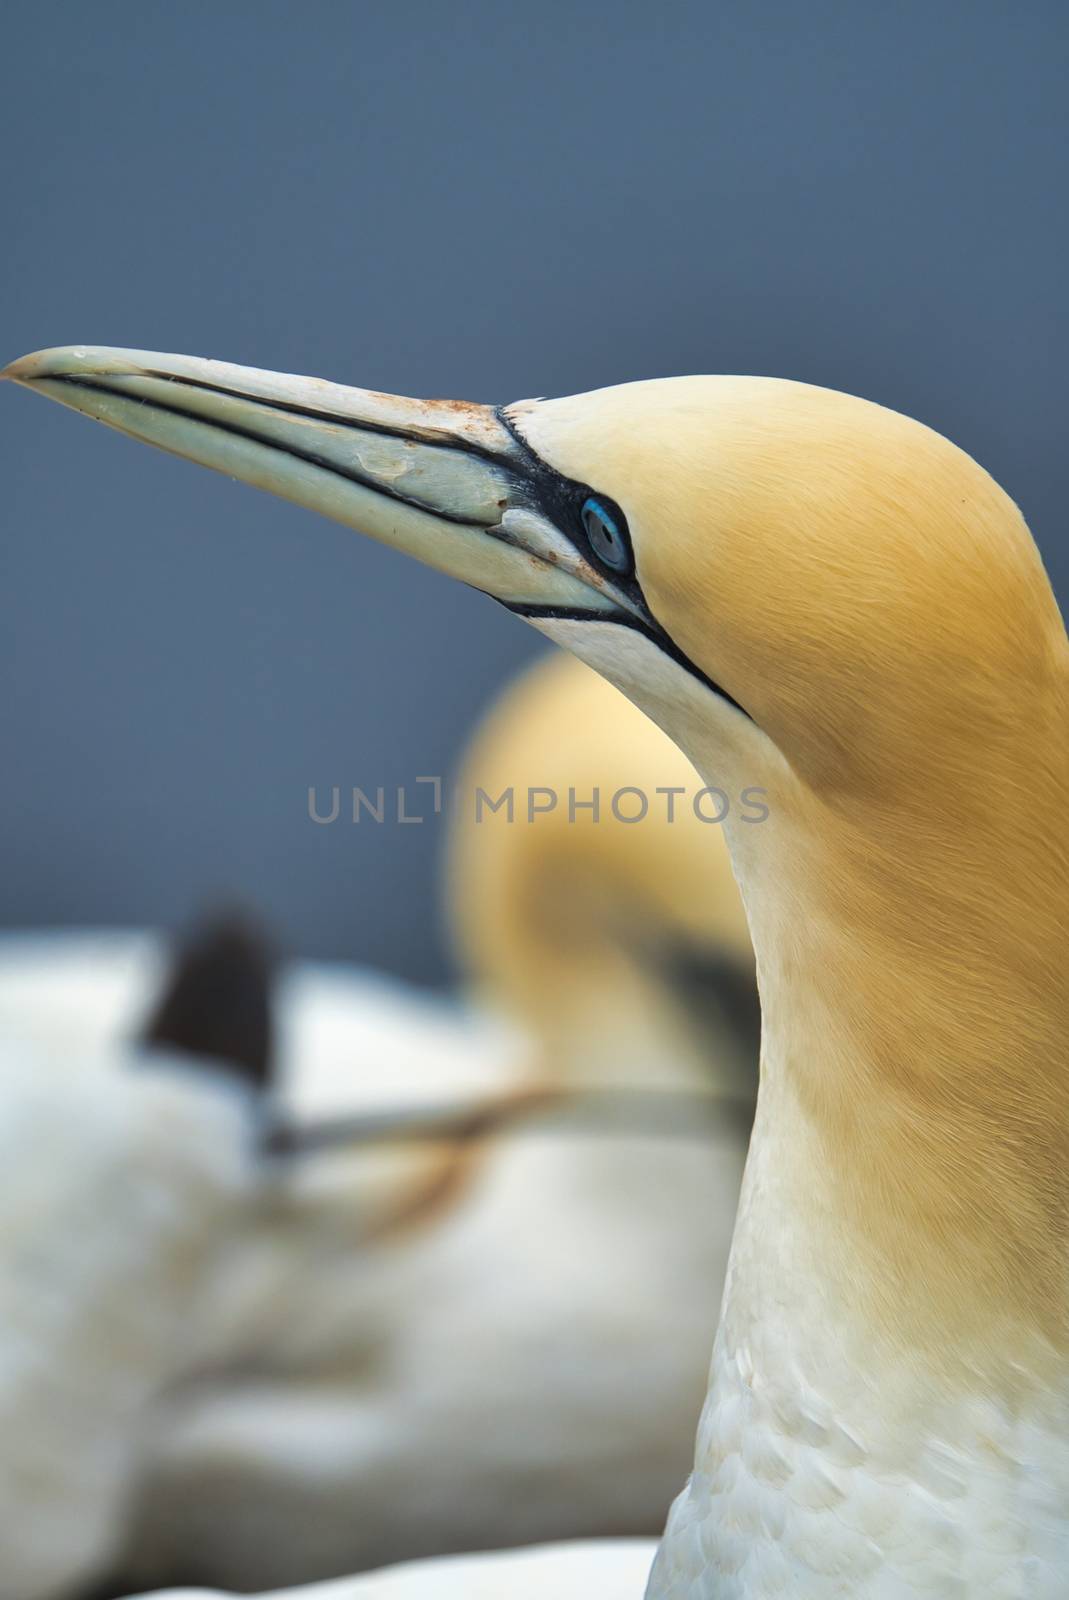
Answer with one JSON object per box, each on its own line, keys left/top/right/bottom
{"left": 0, "top": 929, "right": 527, "bottom": 1258}
{"left": 125, "top": 1540, "right": 657, "bottom": 1600}
{"left": 0, "top": 928, "right": 520, "bottom": 1118}
{"left": 124, "top": 1109, "right": 743, "bottom": 1585}
{"left": 7, "top": 349, "right": 1066, "bottom": 1598}
{"left": 0, "top": 1041, "right": 255, "bottom": 1600}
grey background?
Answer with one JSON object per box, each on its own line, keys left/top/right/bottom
{"left": 2, "top": 1, "right": 1066, "bottom": 983}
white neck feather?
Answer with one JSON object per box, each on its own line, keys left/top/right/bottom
{"left": 649, "top": 1059, "right": 1069, "bottom": 1598}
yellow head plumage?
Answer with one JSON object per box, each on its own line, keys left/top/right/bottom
{"left": 514, "top": 375, "right": 1066, "bottom": 796}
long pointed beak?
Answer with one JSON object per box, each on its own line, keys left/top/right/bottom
{"left": 3, "top": 345, "right": 631, "bottom": 617}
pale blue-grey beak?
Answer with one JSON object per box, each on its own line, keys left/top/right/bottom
{"left": 3, "top": 345, "right": 638, "bottom": 621}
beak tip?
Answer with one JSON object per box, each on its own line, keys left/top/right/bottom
{"left": 2, "top": 345, "right": 92, "bottom": 386}
{"left": 1, "top": 352, "right": 34, "bottom": 385}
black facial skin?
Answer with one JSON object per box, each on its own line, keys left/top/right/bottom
{"left": 495, "top": 408, "right": 753, "bottom": 721}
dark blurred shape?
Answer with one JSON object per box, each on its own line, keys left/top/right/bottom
{"left": 665, "top": 945, "right": 763, "bottom": 1070}
{"left": 140, "top": 911, "right": 277, "bottom": 1090}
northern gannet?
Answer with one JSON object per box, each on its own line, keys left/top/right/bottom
{"left": 5, "top": 349, "right": 1067, "bottom": 1598}
{"left": 113, "top": 652, "right": 757, "bottom": 1592}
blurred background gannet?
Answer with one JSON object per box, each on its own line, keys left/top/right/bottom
{"left": 6, "top": 349, "right": 1067, "bottom": 1598}
{"left": 0, "top": 643, "right": 757, "bottom": 1592}
{"left": 449, "top": 653, "right": 756, "bottom": 1106}
{"left": 110, "top": 652, "right": 756, "bottom": 1593}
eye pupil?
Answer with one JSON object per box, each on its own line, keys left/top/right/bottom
{"left": 581, "top": 497, "right": 630, "bottom": 574}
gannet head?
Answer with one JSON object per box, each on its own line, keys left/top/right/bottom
{"left": 7, "top": 348, "right": 1065, "bottom": 1026}
{"left": 514, "top": 376, "right": 1067, "bottom": 799}
{"left": 5, "top": 350, "right": 1063, "bottom": 811}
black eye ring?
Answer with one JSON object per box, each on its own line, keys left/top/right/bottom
{"left": 580, "top": 497, "right": 632, "bottom": 576}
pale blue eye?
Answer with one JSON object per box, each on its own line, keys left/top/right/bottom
{"left": 581, "top": 497, "right": 631, "bottom": 574}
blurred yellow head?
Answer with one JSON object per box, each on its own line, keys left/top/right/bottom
{"left": 447, "top": 653, "right": 755, "bottom": 1088}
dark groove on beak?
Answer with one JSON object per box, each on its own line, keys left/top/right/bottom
{"left": 49, "top": 375, "right": 505, "bottom": 529}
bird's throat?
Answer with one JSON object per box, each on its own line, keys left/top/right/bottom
{"left": 647, "top": 1046, "right": 1069, "bottom": 1599}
